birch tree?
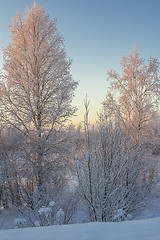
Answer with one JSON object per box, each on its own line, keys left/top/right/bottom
{"left": 103, "top": 49, "right": 160, "bottom": 141}
{"left": 1, "top": 2, "right": 78, "bottom": 199}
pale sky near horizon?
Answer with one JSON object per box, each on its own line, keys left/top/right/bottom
{"left": 1, "top": 0, "right": 160, "bottom": 125}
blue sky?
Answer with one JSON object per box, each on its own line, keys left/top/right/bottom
{"left": 1, "top": 0, "right": 160, "bottom": 124}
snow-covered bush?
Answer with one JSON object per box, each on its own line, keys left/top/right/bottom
{"left": 14, "top": 218, "right": 27, "bottom": 228}
{"left": 38, "top": 207, "right": 52, "bottom": 226}
{"left": 34, "top": 220, "right": 41, "bottom": 227}
{"left": 74, "top": 101, "right": 152, "bottom": 222}
{"left": 15, "top": 198, "right": 75, "bottom": 227}
{"left": 49, "top": 201, "right": 55, "bottom": 207}
{"left": 38, "top": 207, "right": 51, "bottom": 217}
{"left": 56, "top": 208, "right": 65, "bottom": 225}
{"left": 113, "top": 209, "right": 132, "bottom": 222}
{"left": 57, "top": 190, "right": 80, "bottom": 224}
{"left": 126, "top": 214, "right": 132, "bottom": 220}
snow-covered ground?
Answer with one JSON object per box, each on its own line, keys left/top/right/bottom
{"left": 1, "top": 196, "right": 160, "bottom": 240}
{"left": 1, "top": 197, "right": 160, "bottom": 240}
{"left": 0, "top": 217, "right": 160, "bottom": 240}
{"left": 0, "top": 154, "right": 160, "bottom": 239}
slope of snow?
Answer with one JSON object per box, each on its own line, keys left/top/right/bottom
{"left": 0, "top": 217, "right": 160, "bottom": 240}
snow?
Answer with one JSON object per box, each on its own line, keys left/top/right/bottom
{"left": 49, "top": 201, "right": 55, "bottom": 207}
{"left": 126, "top": 214, "right": 132, "bottom": 220}
{"left": 14, "top": 218, "right": 27, "bottom": 225}
{"left": 14, "top": 218, "right": 27, "bottom": 228}
{"left": 136, "top": 196, "right": 160, "bottom": 220}
{"left": 0, "top": 208, "right": 20, "bottom": 229}
{"left": 34, "top": 221, "right": 41, "bottom": 227}
{"left": 0, "top": 218, "right": 160, "bottom": 240}
{"left": 113, "top": 209, "right": 132, "bottom": 221}
{"left": 1, "top": 189, "right": 160, "bottom": 239}
{"left": 56, "top": 208, "right": 65, "bottom": 225}
{"left": 56, "top": 208, "right": 64, "bottom": 218}
{"left": 38, "top": 207, "right": 51, "bottom": 215}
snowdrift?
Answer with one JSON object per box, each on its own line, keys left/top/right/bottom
{"left": 0, "top": 217, "right": 160, "bottom": 240}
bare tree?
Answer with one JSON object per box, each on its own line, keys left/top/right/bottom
{"left": 1, "top": 2, "right": 78, "bottom": 200}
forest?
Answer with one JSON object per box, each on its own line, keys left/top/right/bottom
{"left": 0, "top": 2, "right": 160, "bottom": 228}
